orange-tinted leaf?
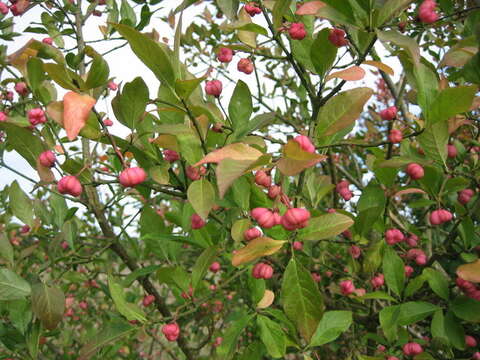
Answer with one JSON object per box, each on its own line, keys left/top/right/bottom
{"left": 276, "top": 141, "right": 327, "bottom": 176}
{"left": 393, "top": 188, "right": 426, "bottom": 197}
{"left": 362, "top": 60, "right": 394, "bottom": 76}
{"left": 295, "top": 1, "right": 326, "bottom": 15}
{"left": 448, "top": 115, "right": 471, "bottom": 134}
{"left": 63, "top": 92, "right": 96, "bottom": 141}
{"left": 326, "top": 66, "right": 365, "bottom": 82}
{"left": 151, "top": 134, "right": 179, "bottom": 151}
{"left": 457, "top": 260, "right": 480, "bottom": 283}
{"left": 232, "top": 237, "right": 286, "bottom": 267}
{"left": 257, "top": 290, "right": 275, "bottom": 309}
{"left": 194, "top": 142, "right": 263, "bottom": 166}
{"left": 46, "top": 101, "right": 64, "bottom": 126}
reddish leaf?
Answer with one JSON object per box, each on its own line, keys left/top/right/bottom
{"left": 276, "top": 141, "right": 327, "bottom": 176}
{"left": 295, "top": 1, "right": 326, "bottom": 15}
{"left": 393, "top": 188, "right": 427, "bottom": 197}
{"left": 326, "top": 66, "right": 366, "bottom": 82}
{"left": 63, "top": 92, "right": 96, "bottom": 141}
{"left": 362, "top": 60, "right": 395, "bottom": 76}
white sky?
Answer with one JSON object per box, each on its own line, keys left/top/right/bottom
{"left": 0, "top": 1, "right": 400, "bottom": 194}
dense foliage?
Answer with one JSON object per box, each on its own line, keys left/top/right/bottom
{"left": 0, "top": 0, "right": 480, "bottom": 359}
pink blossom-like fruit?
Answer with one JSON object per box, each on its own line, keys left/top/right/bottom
{"left": 404, "top": 265, "right": 414, "bottom": 277}
{"left": 244, "top": 2, "right": 261, "bottom": 16}
{"left": 119, "top": 167, "right": 147, "bottom": 187}
{"left": 371, "top": 274, "right": 384, "bottom": 289}
{"left": 466, "top": 335, "right": 477, "bottom": 348}
{"left": 209, "top": 261, "right": 221, "bottom": 273}
{"left": 340, "top": 280, "right": 355, "bottom": 295}
{"left": 429, "top": 209, "right": 452, "bottom": 225}
{"left": 217, "top": 47, "right": 233, "bottom": 63}
{"left": 293, "top": 241, "right": 303, "bottom": 251}
{"left": 79, "top": 301, "right": 88, "bottom": 310}
{"left": 385, "top": 228, "right": 404, "bottom": 245}
{"left": 163, "top": 149, "right": 180, "bottom": 162}
{"left": 255, "top": 170, "right": 271, "bottom": 188}
{"left": 27, "top": 108, "right": 47, "bottom": 126}
{"left": 406, "top": 163, "right": 424, "bottom": 180}
{"left": 419, "top": 0, "right": 438, "bottom": 23}
{"left": 103, "top": 118, "right": 113, "bottom": 126}
{"left": 186, "top": 165, "right": 206, "bottom": 181}
{"left": 0, "top": 2, "right": 8, "bottom": 14}
{"left": 213, "top": 336, "right": 223, "bottom": 347}
{"left": 205, "top": 80, "right": 223, "bottom": 97}
{"left": 311, "top": 272, "right": 322, "bottom": 282}
{"left": 473, "top": 352, "right": 480, "bottom": 360}
{"left": 42, "top": 37, "right": 53, "bottom": 45}
{"left": 349, "top": 245, "right": 361, "bottom": 259}
{"left": 237, "top": 58, "right": 254, "bottom": 74}
{"left": 289, "top": 22, "right": 307, "bottom": 40}
{"left": 244, "top": 227, "right": 262, "bottom": 241}
{"left": 447, "top": 144, "right": 457, "bottom": 158}
{"left": 293, "top": 135, "right": 315, "bottom": 153}
{"left": 403, "top": 342, "right": 423, "bottom": 356}
{"left": 458, "top": 189, "right": 474, "bottom": 205}
{"left": 108, "top": 81, "right": 118, "bottom": 91}
{"left": 39, "top": 150, "right": 56, "bottom": 168}
{"left": 406, "top": 234, "right": 419, "bottom": 247}
{"left": 379, "top": 106, "right": 397, "bottom": 120}
{"left": 14, "top": 82, "right": 28, "bottom": 96}
{"left": 268, "top": 185, "right": 282, "bottom": 199}
{"left": 251, "top": 208, "right": 280, "bottom": 229}
{"left": 328, "top": 28, "right": 348, "bottom": 47}
{"left": 57, "top": 176, "right": 82, "bottom": 197}
{"left": 191, "top": 214, "right": 206, "bottom": 230}
{"left": 252, "top": 263, "right": 273, "bottom": 279}
{"left": 281, "top": 208, "right": 310, "bottom": 231}
{"left": 162, "top": 323, "right": 180, "bottom": 342}
{"left": 389, "top": 129, "right": 403, "bottom": 143}
{"left": 0, "top": 111, "right": 7, "bottom": 122}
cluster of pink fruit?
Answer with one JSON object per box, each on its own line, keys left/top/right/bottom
{"left": 456, "top": 278, "right": 480, "bottom": 301}
{"left": 418, "top": 0, "right": 439, "bottom": 23}
{"left": 336, "top": 180, "right": 353, "bottom": 201}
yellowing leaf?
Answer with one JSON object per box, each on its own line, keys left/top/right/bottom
{"left": 36, "top": 158, "right": 55, "bottom": 183}
{"left": 299, "top": 213, "right": 354, "bottom": 241}
{"left": 362, "top": 60, "right": 394, "bottom": 76}
{"left": 195, "top": 143, "right": 263, "bottom": 166}
{"left": 238, "top": 8, "right": 257, "bottom": 48}
{"left": 295, "top": 1, "right": 326, "bottom": 15}
{"left": 63, "top": 92, "right": 96, "bottom": 141}
{"left": 151, "top": 134, "right": 179, "bottom": 151}
{"left": 326, "top": 66, "right": 365, "bottom": 82}
{"left": 457, "top": 260, "right": 480, "bottom": 283}
{"left": 276, "top": 141, "right": 327, "bottom": 176}
{"left": 187, "top": 179, "right": 215, "bottom": 220}
{"left": 257, "top": 290, "right": 275, "bottom": 309}
{"left": 232, "top": 237, "right": 286, "bottom": 267}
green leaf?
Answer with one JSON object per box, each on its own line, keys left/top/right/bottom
{"left": 404, "top": 274, "right": 427, "bottom": 298}
{"left": 379, "top": 305, "right": 401, "bottom": 341}
{"left": 120, "top": 0, "right": 136, "bottom": 25}
{"left": 85, "top": 48, "right": 110, "bottom": 89}
{"left": 382, "top": 246, "right": 405, "bottom": 297}
{"left": 309, "top": 311, "right": 352, "bottom": 347}
{"left": 281, "top": 258, "right": 324, "bottom": 341}
{"left": 31, "top": 283, "right": 65, "bottom": 330}
{"left": 7, "top": 299, "right": 31, "bottom": 335}
{"left": 175, "top": 76, "right": 205, "bottom": 100}
{"left": 232, "top": 112, "right": 275, "bottom": 142}
{"left": 397, "top": 301, "right": 439, "bottom": 325}
{"left": 191, "top": 245, "right": 218, "bottom": 291}
{"left": 123, "top": 265, "right": 161, "bottom": 287}
{"left": 9, "top": 180, "right": 33, "bottom": 227}
{"left": 187, "top": 179, "right": 215, "bottom": 221}
{"left": 377, "top": 29, "right": 420, "bottom": 64}
{"left": 0, "top": 123, "right": 44, "bottom": 168}
{"left": 0, "top": 233, "right": 14, "bottom": 266}
{"left": 427, "top": 85, "right": 476, "bottom": 125}
{"left": 0, "top": 268, "right": 31, "bottom": 300}
{"left": 217, "top": 0, "right": 240, "bottom": 20}
{"left": 418, "top": 121, "right": 448, "bottom": 166}
{"left": 228, "top": 80, "right": 252, "bottom": 129}
{"left": 310, "top": 29, "right": 338, "bottom": 77}
{"left": 422, "top": 268, "right": 449, "bottom": 300}
{"left": 273, "top": 0, "right": 292, "bottom": 29}
{"left": 444, "top": 311, "right": 466, "bottom": 350}
{"left": 298, "top": 213, "right": 354, "bottom": 241}
{"left": 359, "top": 291, "right": 397, "bottom": 302}
{"left": 27, "top": 57, "right": 47, "bottom": 93}
{"left": 108, "top": 276, "right": 146, "bottom": 323}
{"left": 315, "top": 87, "right": 373, "bottom": 139}
{"left": 78, "top": 320, "right": 137, "bottom": 360}
{"left": 355, "top": 182, "right": 386, "bottom": 236}
{"left": 375, "top": 0, "right": 414, "bottom": 27}
{"left": 112, "top": 23, "right": 176, "bottom": 85}
{"left": 450, "top": 296, "right": 480, "bottom": 322}
{"left": 157, "top": 266, "right": 190, "bottom": 293}
{"left": 257, "top": 315, "right": 286, "bottom": 358}
{"left": 217, "top": 312, "right": 254, "bottom": 359}
{"left": 431, "top": 310, "right": 449, "bottom": 345}
{"left": 113, "top": 77, "right": 149, "bottom": 129}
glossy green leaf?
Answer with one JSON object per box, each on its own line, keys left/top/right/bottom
{"left": 229, "top": 80, "right": 252, "bottom": 129}
{"left": 0, "top": 123, "right": 44, "bottom": 168}
{"left": 298, "top": 213, "right": 354, "bottom": 241}
{"left": 423, "top": 268, "right": 449, "bottom": 300}
{"left": 355, "top": 182, "right": 386, "bottom": 236}
{"left": 427, "top": 85, "right": 476, "bottom": 125}
{"left": 85, "top": 48, "right": 110, "bottom": 89}
{"left": 273, "top": 0, "right": 292, "bottom": 29}
{"left": 217, "top": 0, "right": 240, "bottom": 20}
{"left": 113, "top": 77, "right": 149, "bottom": 129}
{"left": 418, "top": 121, "right": 448, "bottom": 166}
{"left": 310, "top": 28, "right": 337, "bottom": 77}
{"left": 309, "top": 311, "right": 352, "bottom": 347}
{"left": 108, "top": 276, "right": 147, "bottom": 323}
{"left": 9, "top": 180, "right": 33, "bottom": 227}
{"left": 191, "top": 245, "right": 218, "bottom": 290}
{"left": 281, "top": 258, "right": 324, "bottom": 341}
{"left": 451, "top": 296, "right": 480, "bottom": 322}
{"left": 216, "top": 312, "right": 254, "bottom": 359}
